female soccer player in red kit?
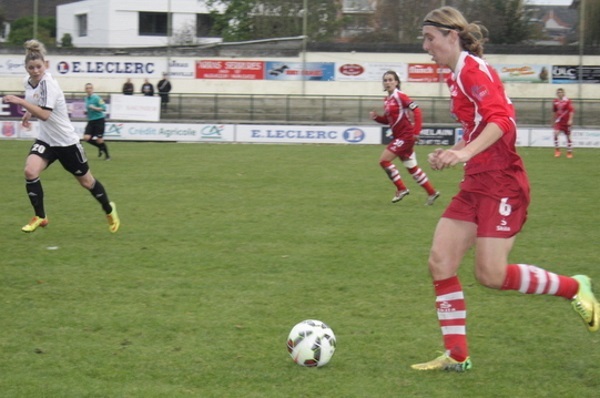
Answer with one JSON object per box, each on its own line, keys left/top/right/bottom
{"left": 552, "top": 87, "right": 574, "bottom": 158}
{"left": 411, "top": 6, "right": 599, "bottom": 372}
{"left": 370, "top": 71, "right": 440, "bottom": 205}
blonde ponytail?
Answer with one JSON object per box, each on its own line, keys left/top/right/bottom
{"left": 24, "top": 39, "right": 47, "bottom": 63}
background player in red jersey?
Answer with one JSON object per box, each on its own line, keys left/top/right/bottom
{"left": 370, "top": 71, "right": 439, "bottom": 205}
{"left": 410, "top": 6, "right": 599, "bottom": 372}
{"left": 552, "top": 88, "right": 574, "bottom": 158}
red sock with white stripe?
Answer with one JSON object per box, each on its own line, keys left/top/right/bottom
{"left": 434, "top": 276, "right": 468, "bottom": 362}
{"left": 407, "top": 166, "right": 437, "bottom": 195}
{"left": 501, "top": 264, "right": 579, "bottom": 299}
{"left": 380, "top": 160, "right": 406, "bottom": 191}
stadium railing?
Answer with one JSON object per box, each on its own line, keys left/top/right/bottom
{"left": 57, "top": 92, "right": 600, "bottom": 128}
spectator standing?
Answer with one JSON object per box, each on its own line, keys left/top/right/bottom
{"left": 141, "top": 79, "right": 154, "bottom": 96}
{"left": 157, "top": 73, "right": 172, "bottom": 111}
{"left": 122, "top": 78, "right": 134, "bottom": 95}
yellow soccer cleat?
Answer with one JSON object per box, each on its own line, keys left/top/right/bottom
{"left": 106, "top": 202, "right": 120, "bottom": 233}
{"left": 22, "top": 216, "right": 48, "bottom": 233}
{"left": 411, "top": 352, "right": 472, "bottom": 372}
{"left": 571, "top": 275, "right": 599, "bottom": 332}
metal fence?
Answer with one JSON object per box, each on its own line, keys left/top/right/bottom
{"left": 63, "top": 92, "right": 600, "bottom": 127}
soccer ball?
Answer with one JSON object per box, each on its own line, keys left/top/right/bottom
{"left": 286, "top": 319, "right": 336, "bottom": 367}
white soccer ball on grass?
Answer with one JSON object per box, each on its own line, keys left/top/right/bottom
{"left": 286, "top": 319, "right": 336, "bottom": 367}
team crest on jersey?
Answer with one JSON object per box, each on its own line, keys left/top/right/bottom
{"left": 471, "top": 85, "right": 489, "bottom": 101}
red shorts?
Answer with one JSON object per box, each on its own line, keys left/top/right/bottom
{"left": 442, "top": 170, "right": 530, "bottom": 238}
{"left": 386, "top": 137, "right": 415, "bottom": 159}
{"left": 553, "top": 123, "right": 571, "bottom": 135}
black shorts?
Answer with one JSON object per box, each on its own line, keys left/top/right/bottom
{"left": 29, "top": 140, "right": 90, "bottom": 177}
{"left": 85, "top": 118, "right": 106, "bottom": 138}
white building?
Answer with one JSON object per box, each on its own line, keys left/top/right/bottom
{"left": 57, "top": 0, "right": 222, "bottom": 48}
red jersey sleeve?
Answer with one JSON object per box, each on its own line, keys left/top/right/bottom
{"left": 373, "top": 114, "right": 387, "bottom": 125}
{"left": 411, "top": 106, "right": 422, "bottom": 135}
{"left": 453, "top": 54, "right": 522, "bottom": 175}
{"left": 460, "top": 62, "right": 514, "bottom": 136}
{"left": 396, "top": 91, "right": 421, "bottom": 136}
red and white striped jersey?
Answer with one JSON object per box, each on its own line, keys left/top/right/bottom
{"left": 552, "top": 96, "right": 574, "bottom": 124}
{"left": 373, "top": 88, "right": 422, "bottom": 140}
{"left": 446, "top": 52, "right": 524, "bottom": 175}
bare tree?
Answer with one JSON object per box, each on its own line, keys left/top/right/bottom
{"left": 208, "top": 0, "right": 343, "bottom": 42}
{"left": 583, "top": 0, "right": 600, "bottom": 47}
{"left": 456, "top": 0, "right": 533, "bottom": 44}
{"left": 396, "top": 0, "right": 445, "bottom": 43}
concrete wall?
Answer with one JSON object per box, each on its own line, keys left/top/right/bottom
{"left": 2, "top": 51, "right": 599, "bottom": 99}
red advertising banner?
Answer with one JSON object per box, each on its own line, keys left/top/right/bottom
{"left": 407, "top": 64, "right": 451, "bottom": 82}
{"left": 196, "top": 60, "right": 265, "bottom": 80}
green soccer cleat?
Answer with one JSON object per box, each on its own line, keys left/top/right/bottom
{"left": 107, "top": 202, "right": 120, "bottom": 233}
{"left": 21, "top": 216, "right": 48, "bottom": 233}
{"left": 411, "top": 352, "right": 472, "bottom": 372}
{"left": 571, "top": 275, "right": 599, "bottom": 332}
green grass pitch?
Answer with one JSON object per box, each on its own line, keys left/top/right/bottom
{"left": 1, "top": 140, "right": 598, "bottom": 397}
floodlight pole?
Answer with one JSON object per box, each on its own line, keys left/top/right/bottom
{"left": 301, "top": 0, "right": 308, "bottom": 95}
{"left": 167, "top": 0, "right": 172, "bottom": 75}
{"left": 578, "top": 0, "right": 585, "bottom": 100}
{"left": 437, "top": 0, "right": 446, "bottom": 96}
{"left": 33, "top": 0, "right": 38, "bottom": 39}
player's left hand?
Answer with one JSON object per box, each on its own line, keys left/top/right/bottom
{"left": 427, "top": 148, "right": 444, "bottom": 170}
{"left": 429, "top": 148, "right": 470, "bottom": 170}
